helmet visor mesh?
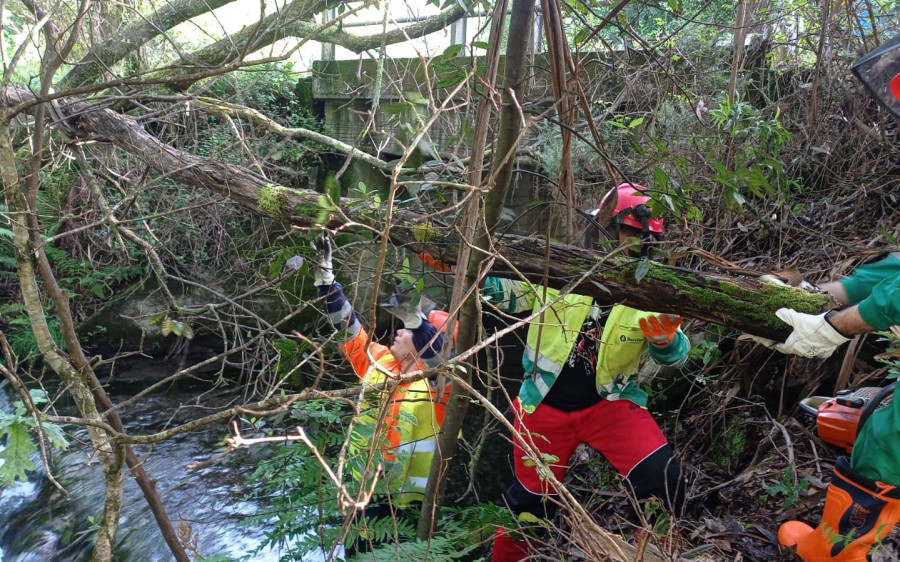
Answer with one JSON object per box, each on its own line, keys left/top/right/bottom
{"left": 852, "top": 35, "right": 900, "bottom": 118}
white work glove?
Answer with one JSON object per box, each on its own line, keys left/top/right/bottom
{"left": 380, "top": 278, "right": 425, "bottom": 329}
{"left": 753, "top": 308, "right": 851, "bottom": 359}
{"left": 310, "top": 235, "right": 335, "bottom": 286}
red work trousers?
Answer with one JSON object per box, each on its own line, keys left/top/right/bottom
{"left": 511, "top": 397, "right": 669, "bottom": 494}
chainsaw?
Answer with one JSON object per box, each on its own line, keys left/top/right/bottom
{"left": 798, "top": 382, "right": 896, "bottom": 453}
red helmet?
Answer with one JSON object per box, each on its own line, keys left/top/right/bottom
{"left": 598, "top": 183, "right": 664, "bottom": 234}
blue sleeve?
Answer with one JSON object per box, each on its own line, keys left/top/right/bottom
{"left": 316, "top": 282, "right": 361, "bottom": 337}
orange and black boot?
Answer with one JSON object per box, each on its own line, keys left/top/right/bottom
{"left": 778, "top": 457, "right": 900, "bottom": 561}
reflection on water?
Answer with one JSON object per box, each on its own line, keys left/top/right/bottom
{"left": 0, "top": 362, "right": 328, "bottom": 562}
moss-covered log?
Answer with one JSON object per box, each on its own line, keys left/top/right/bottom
{"left": 486, "top": 235, "right": 834, "bottom": 341}
{"left": 4, "top": 87, "right": 831, "bottom": 342}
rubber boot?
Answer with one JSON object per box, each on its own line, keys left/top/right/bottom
{"left": 779, "top": 457, "right": 900, "bottom": 561}
{"left": 490, "top": 527, "right": 532, "bottom": 562}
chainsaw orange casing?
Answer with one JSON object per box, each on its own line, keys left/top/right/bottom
{"left": 801, "top": 387, "right": 883, "bottom": 453}
{"left": 815, "top": 399, "right": 864, "bottom": 453}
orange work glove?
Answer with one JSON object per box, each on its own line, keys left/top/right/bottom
{"left": 639, "top": 314, "right": 683, "bottom": 346}
{"left": 417, "top": 252, "right": 453, "bottom": 273}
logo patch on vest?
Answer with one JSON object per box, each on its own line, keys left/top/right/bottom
{"left": 619, "top": 334, "right": 643, "bottom": 343}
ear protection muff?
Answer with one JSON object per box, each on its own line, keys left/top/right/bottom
{"left": 615, "top": 204, "right": 655, "bottom": 258}
{"left": 583, "top": 209, "right": 613, "bottom": 249}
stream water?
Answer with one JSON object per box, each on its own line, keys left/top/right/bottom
{"left": 0, "top": 360, "right": 320, "bottom": 562}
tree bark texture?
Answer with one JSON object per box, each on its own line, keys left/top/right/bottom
{"left": 417, "top": 0, "right": 527, "bottom": 540}
{"left": 60, "top": 0, "right": 237, "bottom": 89}
{"left": 1, "top": 100, "right": 191, "bottom": 561}
{"left": 59, "top": 0, "right": 467, "bottom": 91}
{"left": 0, "top": 120, "right": 123, "bottom": 560}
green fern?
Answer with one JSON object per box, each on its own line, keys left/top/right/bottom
{"left": 0, "top": 389, "right": 69, "bottom": 485}
{"left": 39, "top": 244, "right": 146, "bottom": 300}
{"left": 241, "top": 400, "right": 399, "bottom": 559}
{"left": 240, "top": 400, "right": 501, "bottom": 561}
{"left": 365, "top": 535, "right": 479, "bottom": 562}
{"left": 0, "top": 302, "right": 68, "bottom": 360}
{"left": 347, "top": 504, "right": 506, "bottom": 561}
{"left": 349, "top": 514, "right": 417, "bottom": 553}
{"left": 3, "top": 313, "right": 66, "bottom": 359}
{"left": 0, "top": 302, "right": 26, "bottom": 314}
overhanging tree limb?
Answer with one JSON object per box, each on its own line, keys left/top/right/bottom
{"left": 191, "top": 97, "right": 411, "bottom": 173}
{"left": 157, "top": 2, "right": 469, "bottom": 88}
{"left": 60, "top": 0, "right": 469, "bottom": 90}
{"left": 297, "top": 2, "right": 469, "bottom": 54}
{"left": 60, "top": 0, "right": 239, "bottom": 88}
{"left": 3, "top": 87, "right": 830, "bottom": 341}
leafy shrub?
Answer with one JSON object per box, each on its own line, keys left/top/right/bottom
{"left": 202, "top": 62, "right": 327, "bottom": 189}
{"left": 0, "top": 302, "right": 66, "bottom": 360}
{"left": 763, "top": 465, "right": 810, "bottom": 508}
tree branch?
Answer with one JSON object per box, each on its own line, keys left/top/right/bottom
{"left": 4, "top": 86, "right": 831, "bottom": 342}
{"left": 191, "top": 96, "right": 405, "bottom": 172}
{"left": 60, "top": 0, "right": 468, "bottom": 91}
{"left": 60, "top": 0, "right": 238, "bottom": 88}
{"left": 297, "top": 3, "right": 469, "bottom": 54}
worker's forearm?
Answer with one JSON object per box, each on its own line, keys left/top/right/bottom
{"left": 827, "top": 306, "right": 875, "bottom": 336}
{"left": 818, "top": 280, "right": 850, "bottom": 306}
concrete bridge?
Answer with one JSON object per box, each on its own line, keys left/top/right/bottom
{"left": 307, "top": 53, "right": 623, "bottom": 236}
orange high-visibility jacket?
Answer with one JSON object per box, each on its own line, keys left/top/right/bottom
{"left": 340, "top": 324, "right": 451, "bottom": 507}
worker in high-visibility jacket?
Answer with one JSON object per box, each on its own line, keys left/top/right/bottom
{"left": 484, "top": 184, "right": 692, "bottom": 561}
{"left": 309, "top": 235, "right": 452, "bottom": 555}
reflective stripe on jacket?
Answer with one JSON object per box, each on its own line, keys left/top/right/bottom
{"left": 484, "top": 277, "right": 689, "bottom": 413}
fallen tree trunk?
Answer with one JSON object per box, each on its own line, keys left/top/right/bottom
{"left": 5, "top": 88, "right": 832, "bottom": 341}
{"left": 478, "top": 235, "right": 833, "bottom": 341}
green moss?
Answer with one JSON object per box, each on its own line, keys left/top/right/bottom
{"left": 258, "top": 184, "right": 289, "bottom": 216}
{"left": 293, "top": 202, "right": 324, "bottom": 218}
{"left": 293, "top": 77, "right": 315, "bottom": 111}
{"left": 632, "top": 261, "right": 829, "bottom": 333}
{"left": 710, "top": 415, "right": 749, "bottom": 468}
{"left": 411, "top": 222, "right": 438, "bottom": 243}
{"left": 547, "top": 252, "right": 831, "bottom": 335}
